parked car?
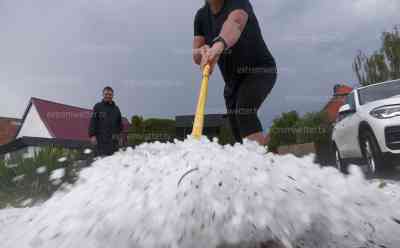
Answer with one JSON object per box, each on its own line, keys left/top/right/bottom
{"left": 332, "top": 79, "right": 400, "bottom": 175}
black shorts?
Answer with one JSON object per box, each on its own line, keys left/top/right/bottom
{"left": 224, "top": 72, "right": 277, "bottom": 143}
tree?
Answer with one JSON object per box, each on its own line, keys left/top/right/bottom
{"left": 354, "top": 25, "right": 400, "bottom": 86}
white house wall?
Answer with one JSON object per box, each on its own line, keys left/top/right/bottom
{"left": 23, "top": 146, "right": 42, "bottom": 159}
{"left": 4, "top": 146, "right": 41, "bottom": 161}
{"left": 17, "top": 104, "right": 52, "bottom": 139}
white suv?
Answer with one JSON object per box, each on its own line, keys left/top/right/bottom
{"left": 332, "top": 79, "right": 400, "bottom": 175}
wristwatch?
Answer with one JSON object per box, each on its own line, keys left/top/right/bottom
{"left": 212, "top": 36, "right": 229, "bottom": 51}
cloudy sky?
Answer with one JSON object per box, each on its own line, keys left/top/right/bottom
{"left": 1, "top": 0, "right": 399, "bottom": 129}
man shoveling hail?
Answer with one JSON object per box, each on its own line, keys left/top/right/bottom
{"left": 193, "top": 0, "right": 277, "bottom": 146}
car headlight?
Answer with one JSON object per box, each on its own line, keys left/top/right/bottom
{"left": 370, "top": 105, "right": 400, "bottom": 119}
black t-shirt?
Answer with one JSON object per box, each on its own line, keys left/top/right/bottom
{"left": 194, "top": 0, "right": 276, "bottom": 84}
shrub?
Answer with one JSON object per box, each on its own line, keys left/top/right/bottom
{"left": 0, "top": 146, "right": 88, "bottom": 208}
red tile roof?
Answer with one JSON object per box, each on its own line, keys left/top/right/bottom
{"left": 323, "top": 85, "right": 353, "bottom": 123}
{"left": 334, "top": 85, "right": 353, "bottom": 96}
{"left": 18, "top": 98, "right": 130, "bottom": 141}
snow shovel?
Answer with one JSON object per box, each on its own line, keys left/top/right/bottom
{"left": 191, "top": 64, "right": 211, "bottom": 140}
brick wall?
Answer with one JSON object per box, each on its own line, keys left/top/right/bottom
{"left": 276, "top": 142, "right": 336, "bottom": 166}
{"left": 0, "top": 118, "right": 21, "bottom": 145}
{"left": 277, "top": 142, "right": 316, "bottom": 157}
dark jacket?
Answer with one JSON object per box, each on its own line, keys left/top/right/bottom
{"left": 89, "top": 101, "right": 123, "bottom": 155}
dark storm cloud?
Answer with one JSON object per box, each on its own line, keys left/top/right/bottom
{"left": 0, "top": 0, "right": 399, "bottom": 130}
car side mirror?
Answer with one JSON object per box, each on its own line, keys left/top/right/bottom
{"left": 338, "top": 104, "right": 354, "bottom": 115}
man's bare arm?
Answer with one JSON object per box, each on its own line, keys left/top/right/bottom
{"left": 200, "top": 10, "right": 249, "bottom": 73}
{"left": 193, "top": 36, "right": 206, "bottom": 65}
{"left": 219, "top": 10, "right": 248, "bottom": 49}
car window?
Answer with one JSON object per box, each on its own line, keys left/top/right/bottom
{"left": 358, "top": 80, "right": 400, "bottom": 105}
{"left": 335, "top": 93, "right": 355, "bottom": 123}
{"left": 345, "top": 92, "right": 356, "bottom": 111}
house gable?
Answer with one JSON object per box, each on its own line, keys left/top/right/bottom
{"left": 16, "top": 103, "right": 52, "bottom": 139}
{"left": 13, "top": 97, "right": 130, "bottom": 142}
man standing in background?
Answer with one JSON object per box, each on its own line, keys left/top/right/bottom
{"left": 89, "top": 86, "right": 123, "bottom": 156}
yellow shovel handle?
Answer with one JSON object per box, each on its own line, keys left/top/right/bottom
{"left": 191, "top": 64, "right": 211, "bottom": 139}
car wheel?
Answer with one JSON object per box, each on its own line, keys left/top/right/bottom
{"left": 361, "top": 130, "right": 384, "bottom": 176}
{"left": 334, "top": 145, "right": 347, "bottom": 173}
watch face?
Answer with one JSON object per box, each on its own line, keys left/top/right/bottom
{"left": 213, "top": 36, "right": 227, "bottom": 50}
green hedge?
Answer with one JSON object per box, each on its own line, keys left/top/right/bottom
{"left": 268, "top": 111, "right": 331, "bottom": 153}
{"left": 128, "top": 116, "right": 176, "bottom": 145}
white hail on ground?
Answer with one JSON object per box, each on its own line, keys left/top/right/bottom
{"left": 1, "top": 138, "right": 400, "bottom": 248}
